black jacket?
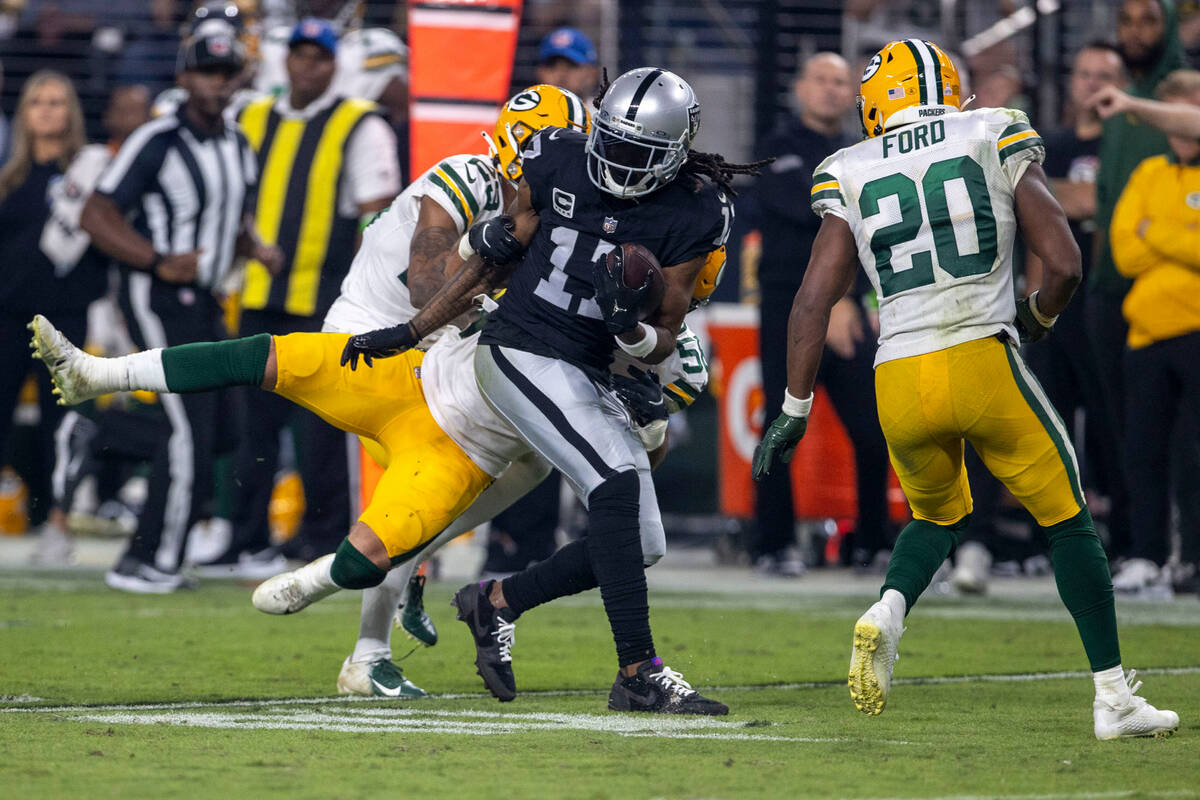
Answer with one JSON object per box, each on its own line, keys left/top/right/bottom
{"left": 752, "top": 115, "right": 855, "bottom": 289}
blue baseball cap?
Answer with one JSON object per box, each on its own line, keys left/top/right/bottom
{"left": 539, "top": 27, "right": 597, "bottom": 66}
{"left": 290, "top": 17, "right": 338, "bottom": 56}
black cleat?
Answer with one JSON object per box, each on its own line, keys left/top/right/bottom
{"left": 451, "top": 580, "right": 517, "bottom": 701}
{"left": 608, "top": 657, "right": 729, "bottom": 715}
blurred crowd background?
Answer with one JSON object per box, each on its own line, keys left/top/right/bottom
{"left": 1, "top": 0, "right": 1198, "bottom": 601}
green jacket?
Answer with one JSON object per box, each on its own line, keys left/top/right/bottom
{"left": 1092, "top": 0, "right": 1188, "bottom": 296}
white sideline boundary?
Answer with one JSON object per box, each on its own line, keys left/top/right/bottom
{"left": 5, "top": 665, "right": 1198, "bottom": 714}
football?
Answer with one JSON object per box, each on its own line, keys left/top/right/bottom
{"left": 609, "top": 242, "right": 666, "bottom": 320}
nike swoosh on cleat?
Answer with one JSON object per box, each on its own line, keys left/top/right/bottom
{"left": 370, "top": 677, "right": 408, "bottom": 697}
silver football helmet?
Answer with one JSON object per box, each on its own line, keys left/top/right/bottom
{"left": 586, "top": 67, "right": 701, "bottom": 199}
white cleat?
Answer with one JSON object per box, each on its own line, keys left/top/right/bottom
{"left": 1094, "top": 670, "right": 1180, "bottom": 740}
{"left": 848, "top": 600, "right": 904, "bottom": 716}
{"left": 27, "top": 314, "right": 103, "bottom": 406}
{"left": 336, "top": 657, "right": 427, "bottom": 698}
{"left": 251, "top": 554, "right": 337, "bottom": 614}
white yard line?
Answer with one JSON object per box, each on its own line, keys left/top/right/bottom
{"left": 6, "top": 665, "right": 1197, "bottom": 714}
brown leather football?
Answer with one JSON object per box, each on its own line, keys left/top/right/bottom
{"left": 607, "top": 242, "right": 665, "bottom": 320}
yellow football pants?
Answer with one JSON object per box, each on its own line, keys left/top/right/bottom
{"left": 874, "top": 335, "right": 1084, "bottom": 528}
{"left": 271, "top": 332, "right": 492, "bottom": 560}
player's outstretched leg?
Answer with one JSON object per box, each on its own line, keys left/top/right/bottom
{"left": 1042, "top": 509, "right": 1179, "bottom": 739}
{"left": 29, "top": 314, "right": 271, "bottom": 403}
{"left": 254, "top": 532, "right": 387, "bottom": 614}
{"left": 850, "top": 518, "right": 960, "bottom": 715}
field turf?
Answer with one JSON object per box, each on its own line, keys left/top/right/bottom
{"left": 1, "top": 567, "right": 1197, "bottom": 799}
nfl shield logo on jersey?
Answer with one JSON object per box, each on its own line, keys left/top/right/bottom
{"left": 603, "top": 216, "right": 618, "bottom": 234}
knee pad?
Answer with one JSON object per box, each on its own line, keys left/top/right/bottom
{"left": 587, "top": 470, "right": 640, "bottom": 515}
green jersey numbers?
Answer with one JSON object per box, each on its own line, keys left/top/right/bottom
{"left": 859, "top": 154, "right": 998, "bottom": 297}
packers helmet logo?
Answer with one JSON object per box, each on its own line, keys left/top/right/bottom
{"left": 508, "top": 90, "right": 541, "bottom": 112}
{"left": 861, "top": 53, "right": 882, "bottom": 83}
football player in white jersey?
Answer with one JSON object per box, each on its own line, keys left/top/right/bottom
{"left": 753, "top": 39, "right": 1178, "bottom": 739}
{"left": 29, "top": 84, "right": 721, "bottom": 701}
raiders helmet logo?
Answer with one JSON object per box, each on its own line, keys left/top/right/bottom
{"left": 687, "top": 103, "right": 701, "bottom": 140}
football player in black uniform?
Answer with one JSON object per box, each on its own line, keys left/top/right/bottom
{"left": 342, "top": 67, "right": 766, "bottom": 714}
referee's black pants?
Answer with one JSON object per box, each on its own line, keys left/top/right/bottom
{"left": 0, "top": 310, "right": 87, "bottom": 528}
{"left": 230, "top": 309, "right": 350, "bottom": 560}
{"left": 754, "top": 282, "right": 891, "bottom": 563}
{"left": 119, "top": 273, "right": 226, "bottom": 571}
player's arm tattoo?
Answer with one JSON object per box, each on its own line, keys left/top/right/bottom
{"left": 407, "top": 256, "right": 515, "bottom": 339}
{"left": 407, "top": 224, "right": 461, "bottom": 308}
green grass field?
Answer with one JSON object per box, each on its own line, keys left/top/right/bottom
{"left": 2, "top": 567, "right": 1197, "bottom": 799}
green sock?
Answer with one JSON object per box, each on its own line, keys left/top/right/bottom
{"left": 882, "top": 517, "right": 966, "bottom": 614}
{"left": 160, "top": 334, "right": 271, "bottom": 393}
{"left": 329, "top": 538, "right": 387, "bottom": 589}
{"left": 1045, "top": 508, "right": 1121, "bottom": 671}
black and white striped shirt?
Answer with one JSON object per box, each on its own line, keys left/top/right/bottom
{"left": 96, "top": 111, "right": 257, "bottom": 289}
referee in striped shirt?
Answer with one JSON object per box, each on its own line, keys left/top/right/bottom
{"left": 80, "top": 31, "right": 283, "bottom": 593}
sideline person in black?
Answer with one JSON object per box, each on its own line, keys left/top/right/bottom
{"left": 0, "top": 70, "right": 101, "bottom": 531}
{"left": 80, "top": 32, "right": 281, "bottom": 593}
{"left": 752, "top": 52, "right": 890, "bottom": 574}
{"left": 1028, "top": 42, "right": 1130, "bottom": 552}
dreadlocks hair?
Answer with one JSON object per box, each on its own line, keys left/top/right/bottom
{"left": 591, "top": 68, "right": 774, "bottom": 197}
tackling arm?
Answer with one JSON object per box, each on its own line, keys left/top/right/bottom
{"left": 407, "top": 196, "right": 468, "bottom": 308}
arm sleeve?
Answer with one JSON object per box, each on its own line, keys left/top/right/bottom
{"left": 994, "top": 110, "right": 1046, "bottom": 190}
{"left": 662, "top": 323, "right": 709, "bottom": 412}
{"left": 1110, "top": 161, "right": 1164, "bottom": 278}
{"left": 343, "top": 114, "right": 401, "bottom": 208}
{"left": 662, "top": 187, "right": 735, "bottom": 267}
{"left": 810, "top": 154, "right": 848, "bottom": 221}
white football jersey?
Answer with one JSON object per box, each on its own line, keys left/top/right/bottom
{"left": 811, "top": 107, "right": 1044, "bottom": 366}
{"left": 255, "top": 25, "right": 407, "bottom": 102}
{"left": 322, "top": 153, "right": 504, "bottom": 334}
{"left": 422, "top": 325, "right": 712, "bottom": 478}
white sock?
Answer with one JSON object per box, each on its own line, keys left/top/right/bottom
{"left": 90, "top": 349, "right": 169, "bottom": 393}
{"left": 351, "top": 564, "right": 412, "bottom": 663}
{"left": 295, "top": 553, "right": 339, "bottom": 603}
{"left": 880, "top": 588, "right": 907, "bottom": 620}
{"left": 1093, "top": 664, "right": 1130, "bottom": 706}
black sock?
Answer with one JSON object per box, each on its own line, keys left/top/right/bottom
{"left": 501, "top": 538, "right": 597, "bottom": 617}
{"left": 585, "top": 470, "right": 653, "bottom": 667}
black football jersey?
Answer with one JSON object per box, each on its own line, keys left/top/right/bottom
{"left": 481, "top": 128, "right": 733, "bottom": 372}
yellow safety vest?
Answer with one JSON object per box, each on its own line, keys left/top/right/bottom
{"left": 238, "top": 95, "right": 379, "bottom": 317}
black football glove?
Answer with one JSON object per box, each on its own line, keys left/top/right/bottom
{"left": 340, "top": 322, "right": 419, "bottom": 370}
{"left": 467, "top": 215, "right": 524, "bottom": 265}
{"left": 612, "top": 367, "right": 668, "bottom": 428}
{"left": 593, "top": 250, "right": 650, "bottom": 335}
{"left": 1014, "top": 296, "right": 1053, "bottom": 344}
{"left": 751, "top": 412, "right": 809, "bottom": 481}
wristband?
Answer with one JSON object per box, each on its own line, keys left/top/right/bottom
{"left": 457, "top": 233, "right": 476, "bottom": 261}
{"left": 782, "top": 389, "right": 814, "bottom": 419}
{"left": 1028, "top": 290, "right": 1058, "bottom": 328}
{"left": 615, "top": 322, "right": 656, "bottom": 358}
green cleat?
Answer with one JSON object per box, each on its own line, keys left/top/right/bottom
{"left": 336, "top": 657, "right": 427, "bottom": 698}
{"left": 398, "top": 573, "right": 438, "bottom": 646}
